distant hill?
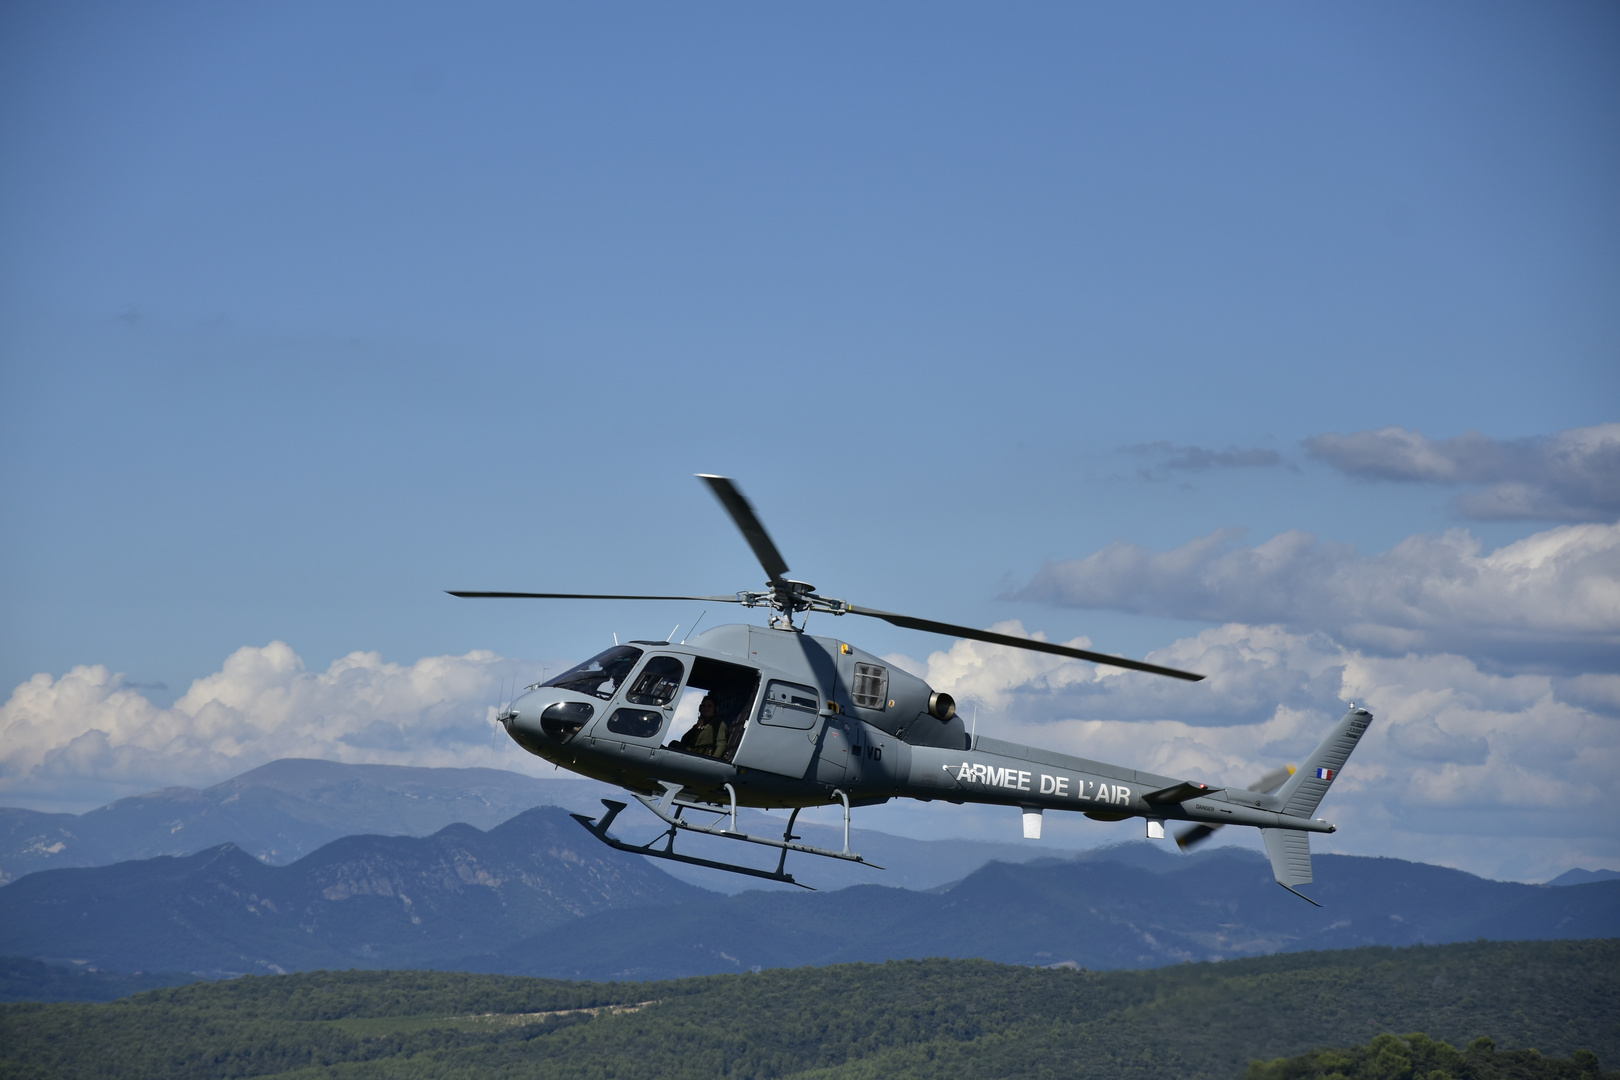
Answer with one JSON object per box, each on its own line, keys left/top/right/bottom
{"left": 3, "top": 812, "right": 1615, "bottom": 983}
{"left": 2, "top": 940, "right": 1615, "bottom": 1079}
{"left": 0, "top": 957, "right": 194, "bottom": 1003}
{"left": 0, "top": 807, "right": 712, "bottom": 977}
{"left": 1548, "top": 867, "right": 1620, "bottom": 886}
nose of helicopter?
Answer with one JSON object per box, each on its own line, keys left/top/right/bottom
{"left": 500, "top": 692, "right": 596, "bottom": 755}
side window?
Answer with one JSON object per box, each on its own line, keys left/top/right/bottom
{"left": 606, "top": 708, "right": 664, "bottom": 739}
{"left": 851, "top": 663, "right": 888, "bottom": 710}
{"left": 759, "top": 680, "right": 820, "bottom": 730}
{"left": 626, "top": 656, "right": 685, "bottom": 707}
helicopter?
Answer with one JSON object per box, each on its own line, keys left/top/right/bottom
{"left": 452, "top": 475, "right": 1371, "bottom": 904}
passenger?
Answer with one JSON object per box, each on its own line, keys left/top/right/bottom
{"left": 681, "top": 696, "right": 730, "bottom": 759}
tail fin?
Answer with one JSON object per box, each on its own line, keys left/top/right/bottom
{"left": 1262, "top": 706, "right": 1372, "bottom": 904}
{"left": 1262, "top": 828, "right": 1318, "bottom": 905}
{"left": 1273, "top": 706, "right": 1373, "bottom": 820}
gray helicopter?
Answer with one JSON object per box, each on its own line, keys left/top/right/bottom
{"left": 453, "top": 475, "right": 1370, "bottom": 903}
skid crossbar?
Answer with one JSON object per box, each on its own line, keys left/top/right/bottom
{"left": 572, "top": 800, "right": 815, "bottom": 887}
{"left": 636, "top": 782, "right": 877, "bottom": 864}
{"left": 569, "top": 784, "right": 881, "bottom": 890}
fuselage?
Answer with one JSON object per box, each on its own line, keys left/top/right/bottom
{"left": 503, "top": 622, "right": 1333, "bottom": 836}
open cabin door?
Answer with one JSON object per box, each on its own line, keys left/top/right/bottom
{"left": 676, "top": 657, "right": 760, "bottom": 762}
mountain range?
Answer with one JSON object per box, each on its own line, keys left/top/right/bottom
{"left": 10, "top": 759, "right": 1610, "bottom": 893}
{"left": 0, "top": 806, "right": 708, "bottom": 977}
{"left": 2, "top": 804, "right": 1614, "bottom": 986}
{"left": 0, "top": 759, "right": 605, "bottom": 883}
{"left": 0, "top": 759, "right": 1077, "bottom": 893}
{"left": 468, "top": 843, "right": 1620, "bottom": 981}
{"left": 1549, "top": 867, "right": 1620, "bottom": 886}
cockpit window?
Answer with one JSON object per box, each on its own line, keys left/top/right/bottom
{"left": 626, "top": 656, "right": 685, "bottom": 706}
{"left": 543, "top": 645, "right": 643, "bottom": 700}
{"left": 851, "top": 663, "right": 888, "bottom": 709}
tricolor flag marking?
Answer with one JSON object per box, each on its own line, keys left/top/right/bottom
{"left": 1315, "top": 767, "right": 1335, "bottom": 781}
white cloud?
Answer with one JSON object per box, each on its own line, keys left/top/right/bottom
{"left": 0, "top": 643, "right": 520, "bottom": 810}
{"left": 1304, "top": 423, "right": 1620, "bottom": 521}
{"left": 893, "top": 621, "right": 1347, "bottom": 726}
{"left": 899, "top": 619, "right": 1620, "bottom": 882}
{"left": 1012, "top": 520, "right": 1620, "bottom": 670}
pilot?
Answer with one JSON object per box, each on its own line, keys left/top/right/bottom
{"left": 681, "top": 696, "right": 729, "bottom": 759}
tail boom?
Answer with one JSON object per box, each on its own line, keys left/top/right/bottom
{"left": 905, "top": 739, "right": 1337, "bottom": 833}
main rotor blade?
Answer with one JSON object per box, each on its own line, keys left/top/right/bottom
{"left": 448, "top": 591, "right": 743, "bottom": 603}
{"left": 697, "top": 474, "right": 791, "bottom": 586}
{"left": 844, "top": 605, "right": 1205, "bottom": 682}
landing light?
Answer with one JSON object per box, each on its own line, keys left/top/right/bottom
{"left": 540, "top": 701, "right": 594, "bottom": 743}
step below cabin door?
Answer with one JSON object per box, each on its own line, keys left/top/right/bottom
{"left": 813, "top": 720, "right": 848, "bottom": 785}
{"left": 732, "top": 679, "right": 823, "bottom": 779}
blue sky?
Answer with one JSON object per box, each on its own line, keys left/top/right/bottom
{"left": 2, "top": 2, "right": 1616, "bottom": 881}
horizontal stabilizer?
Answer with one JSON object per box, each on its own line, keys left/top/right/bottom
{"left": 1144, "top": 781, "right": 1220, "bottom": 804}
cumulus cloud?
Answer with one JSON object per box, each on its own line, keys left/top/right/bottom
{"left": 1304, "top": 423, "right": 1620, "bottom": 521}
{"left": 891, "top": 621, "right": 1347, "bottom": 728}
{"left": 0, "top": 643, "right": 522, "bottom": 810}
{"left": 895, "top": 619, "right": 1620, "bottom": 881}
{"left": 1012, "top": 520, "right": 1620, "bottom": 671}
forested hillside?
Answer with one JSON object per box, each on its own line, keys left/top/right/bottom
{"left": 1, "top": 939, "right": 1613, "bottom": 1080}
{"left": 1247, "top": 1032, "right": 1609, "bottom": 1079}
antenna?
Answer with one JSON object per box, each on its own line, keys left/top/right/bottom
{"left": 668, "top": 623, "right": 680, "bottom": 643}
{"left": 971, "top": 703, "right": 978, "bottom": 746}
{"left": 613, "top": 631, "right": 618, "bottom": 646}
{"left": 682, "top": 610, "right": 707, "bottom": 644}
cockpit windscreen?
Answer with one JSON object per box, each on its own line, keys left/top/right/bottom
{"left": 543, "top": 645, "right": 644, "bottom": 700}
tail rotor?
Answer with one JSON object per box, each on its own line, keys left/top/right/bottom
{"left": 1175, "top": 765, "right": 1295, "bottom": 851}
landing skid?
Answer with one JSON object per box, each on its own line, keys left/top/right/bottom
{"left": 570, "top": 782, "right": 881, "bottom": 890}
